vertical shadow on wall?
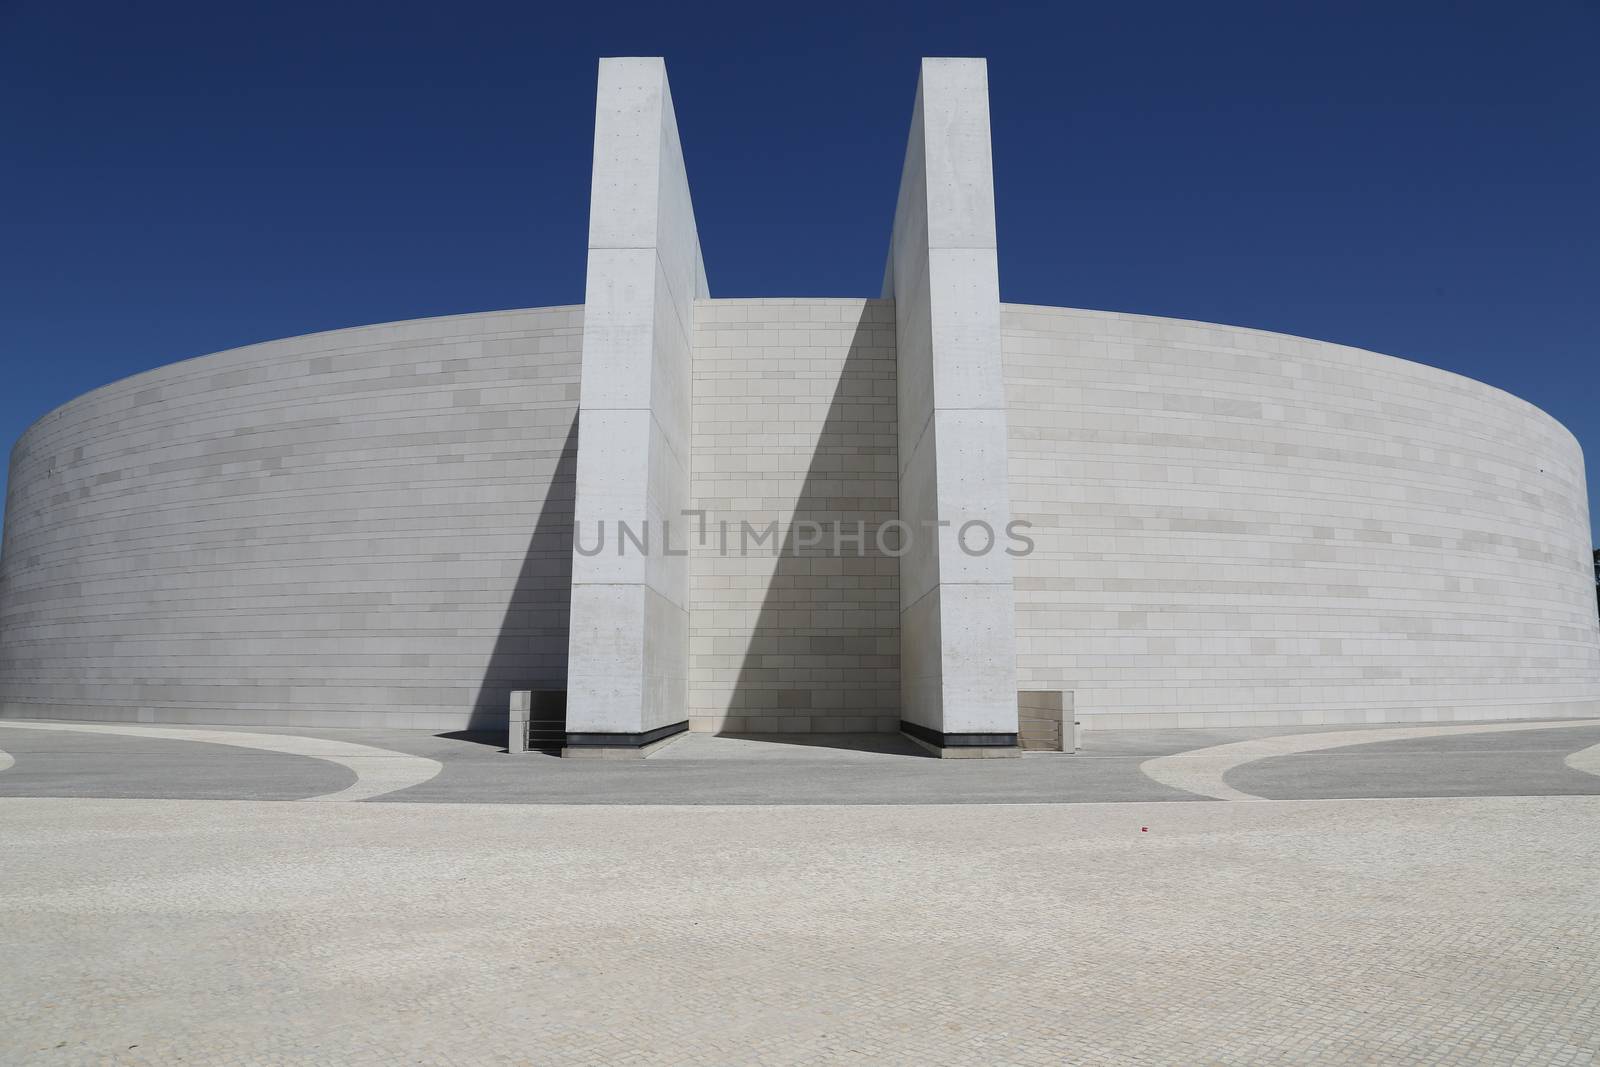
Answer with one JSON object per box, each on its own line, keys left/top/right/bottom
{"left": 724, "top": 312, "right": 912, "bottom": 753}
{"left": 465, "top": 414, "right": 578, "bottom": 732}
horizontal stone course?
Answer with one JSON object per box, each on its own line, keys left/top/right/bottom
{"left": 688, "top": 298, "right": 900, "bottom": 735}
{"left": 1, "top": 309, "right": 582, "bottom": 729}
{"left": 3, "top": 301, "right": 1598, "bottom": 733}
{"left": 1003, "top": 303, "right": 1600, "bottom": 729}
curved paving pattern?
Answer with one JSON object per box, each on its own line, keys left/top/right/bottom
{"left": 1140, "top": 719, "right": 1600, "bottom": 801}
{"left": 1566, "top": 740, "right": 1600, "bottom": 778}
{"left": 0, "top": 722, "right": 440, "bottom": 801}
{"left": 0, "top": 729, "right": 354, "bottom": 801}
{"left": 1228, "top": 725, "right": 1600, "bottom": 801}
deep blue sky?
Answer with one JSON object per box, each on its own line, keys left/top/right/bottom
{"left": 2, "top": 1, "right": 1596, "bottom": 539}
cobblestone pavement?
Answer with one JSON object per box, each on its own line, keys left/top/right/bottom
{"left": 3, "top": 795, "right": 1597, "bottom": 1065}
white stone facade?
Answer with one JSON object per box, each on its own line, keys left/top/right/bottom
{"left": 1003, "top": 304, "right": 1600, "bottom": 728}
{"left": 2, "top": 57, "right": 1597, "bottom": 739}
{"left": 689, "top": 299, "right": 900, "bottom": 735}
{"left": 0, "top": 309, "right": 581, "bottom": 729}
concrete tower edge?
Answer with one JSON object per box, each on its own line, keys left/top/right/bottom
{"left": 564, "top": 57, "right": 704, "bottom": 755}
{"left": 885, "top": 57, "right": 1023, "bottom": 756}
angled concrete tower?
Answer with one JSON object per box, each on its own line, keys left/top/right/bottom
{"left": 564, "top": 57, "right": 708, "bottom": 755}
{"left": 883, "top": 58, "right": 1022, "bottom": 755}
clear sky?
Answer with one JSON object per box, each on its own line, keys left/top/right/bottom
{"left": 2, "top": 0, "right": 1595, "bottom": 541}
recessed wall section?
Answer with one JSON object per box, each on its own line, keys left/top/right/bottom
{"left": 688, "top": 299, "right": 900, "bottom": 734}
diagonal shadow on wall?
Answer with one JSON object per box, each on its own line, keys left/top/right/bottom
{"left": 465, "top": 413, "right": 579, "bottom": 733}
{"left": 719, "top": 310, "right": 909, "bottom": 752}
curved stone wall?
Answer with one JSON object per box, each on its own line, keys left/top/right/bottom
{"left": 1002, "top": 304, "right": 1600, "bottom": 729}
{"left": 4, "top": 299, "right": 1597, "bottom": 734}
{"left": 0, "top": 307, "right": 581, "bottom": 729}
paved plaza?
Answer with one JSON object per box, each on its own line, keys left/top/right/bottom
{"left": 2, "top": 720, "right": 1599, "bottom": 1064}
{"left": 3, "top": 794, "right": 1598, "bottom": 1065}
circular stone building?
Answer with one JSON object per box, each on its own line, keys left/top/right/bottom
{"left": 3, "top": 58, "right": 1597, "bottom": 755}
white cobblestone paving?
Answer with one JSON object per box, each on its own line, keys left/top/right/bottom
{"left": 2, "top": 796, "right": 1597, "bottom": 1064}
{"left": 1566, "top": 740, "right": 1600, "bottom": 779}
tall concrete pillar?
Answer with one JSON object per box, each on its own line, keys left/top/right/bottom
{"left": 883, "top": 58, "right": 1021, "bottom": 756}
{"left": 564, "top": 57, "right": 708, "bottom": 756}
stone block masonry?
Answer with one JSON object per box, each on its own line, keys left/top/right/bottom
{"left": 689, "top": 299, "right": 900, "bottom": 735}
{"left": 1003, "top": 304, "right": 1600, "bottom": 729}
{"left": 0, "top": 309, "right": 582, "bottom": 730}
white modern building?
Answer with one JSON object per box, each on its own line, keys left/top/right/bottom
{"left": 3, "top": 58, "right": 1598, "bottom": 756}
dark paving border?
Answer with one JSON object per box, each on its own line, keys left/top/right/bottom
{"left": 6, "top": 719, "right": 1598, "bottom": 805}
{"left": 1225, "top": 725, "right": 1600, "bottom": 801}
{"left": 0, "top": 729, "right": 354, "bottom": 801}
